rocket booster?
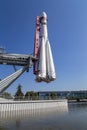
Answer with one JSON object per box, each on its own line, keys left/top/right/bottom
{"left": 34, "top": 12, "right": 56, "bottom": 83}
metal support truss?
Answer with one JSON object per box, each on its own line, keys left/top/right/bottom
{"left": 0, "top": 66, "right": 28, "bottom": 93}
{"left": 0, "top": 53, "right": 37, "bottom": 93}
{"left": 0, "top": 53, "right": 36, "bottom": 67}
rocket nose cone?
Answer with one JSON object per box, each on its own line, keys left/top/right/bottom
{"left": 42, "top": 12, "right": 47, "bottom": 18}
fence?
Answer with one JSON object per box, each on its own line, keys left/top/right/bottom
{"left": 0, "top": 98, "right": 68, "bottom": 113}
{"left": 0, "top": 97, "right": 68, "bottom": 120}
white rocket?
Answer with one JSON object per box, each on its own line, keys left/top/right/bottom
{"left": 34, "top": 12, "right": 56, "bottom": 83}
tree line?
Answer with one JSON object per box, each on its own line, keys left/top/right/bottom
{"left": 1, "top": 84, "right": 87, "bottom": 101}
{"left": 0, "top": 84, "right": 58, "bottom": 100}
{"left": 14, "top": 84, "right": 58, "bottom": 100}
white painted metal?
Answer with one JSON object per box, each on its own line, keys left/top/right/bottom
{"left": 38, "top": 37, "right": 46, "bottom": 79}
{"left": 36, "top": 12, "right": 56, "bottom": 82}
{"left": 0, "top": 66, "right": 28, "bottom": 93}
{"left": 46, "top": 40, "right": 56, "bottom": 81}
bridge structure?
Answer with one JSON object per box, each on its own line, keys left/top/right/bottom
{"left": 0, "top": 48, "right": 36, "bottom": 93}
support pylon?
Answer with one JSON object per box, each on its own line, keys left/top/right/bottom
{"left": 0, "top": 66, "right": 29, "bottom": 93}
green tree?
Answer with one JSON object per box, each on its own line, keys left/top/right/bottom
{"left": 25, "top": 91, "right": 38, "bottom": 100}
{"left": 14, "top": 84, "right": 24, "bottom": 100}
{"left": 50, "top": 92, "right": 57, "bottom": 100}
{"left": 1, "top": 92, "right": 12, "bottom": 99}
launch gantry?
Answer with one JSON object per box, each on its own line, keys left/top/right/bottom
{"left": 0, "top": 51, "right": 36, "bottom": 93}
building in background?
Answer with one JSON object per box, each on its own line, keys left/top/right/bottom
{"left": 38, "top": 90, "right": 87, "bottom": 100}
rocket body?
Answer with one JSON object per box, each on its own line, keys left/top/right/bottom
{"left": 35, "top": 12, "right": 56, "bottom": 82}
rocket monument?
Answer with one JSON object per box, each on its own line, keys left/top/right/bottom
{"left": 34, "top": 12, "right": 56, "bottom": 83}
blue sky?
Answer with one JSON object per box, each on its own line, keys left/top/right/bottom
{"left": 0, "top": 0, "right": 87, "bottom": 94}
